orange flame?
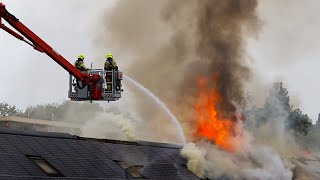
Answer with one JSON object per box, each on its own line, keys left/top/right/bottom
{"left": 195, "top": 77, "right": 236, "bottom": 152}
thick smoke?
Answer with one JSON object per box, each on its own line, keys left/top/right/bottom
{"left": 180, "top": 143, "right": 206, "bottom": 179}
{"left": 168, "top": 0, "right": 260, "bottom": 114}
{"left": 80, "top": 112, "right": 137, "bottom": 141}
{"left": 96, "top": 0, "right": 261, "bottom": 127}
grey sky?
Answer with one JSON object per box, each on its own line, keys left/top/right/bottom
{"left": 1, "top": 1, "right": 320, "bottom": 122}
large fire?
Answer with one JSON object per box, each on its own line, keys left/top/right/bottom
{"left": 195, "top": 77, "right": 238, "bottom": 152}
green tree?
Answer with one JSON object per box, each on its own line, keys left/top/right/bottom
{"left": 0, "top": 102, "right": 23, "bottom": 116}
{"left": 23, "top": 101, "right": 104, "bottom": 122}
{"left": 245, "top": 82, "right": 312, "bottom": 135}
{"left": 315, "top": 113, "right": 320, "bottom": 129}
{"left": 288, "top": 109, "right": 312, "bottom": 135}
{"left": 24, "top": 103, "right": 63, "bottom": 120}
{"left": 248, "top": 82, "right": 291, "bottom": 126}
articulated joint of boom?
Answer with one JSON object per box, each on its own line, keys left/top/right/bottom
{"left": 0, "top": 3, "right": 19, "bottom": 22}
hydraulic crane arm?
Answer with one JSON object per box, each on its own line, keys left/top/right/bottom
{"left": 0, "top": 3, "right": 85, "bottom": 81}
{"left": 0, "top": 3, "right": 123, "bottom": 101}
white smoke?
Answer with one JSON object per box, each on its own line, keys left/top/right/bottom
{"left": 209, "top": 145, "right": 292, "bottom": 180}
{"left": 80, "top": 112, "right": 137, "bottom": 141}
{"left": 118, "top": 118, "right": 137, "bottom": 141}
{"left": 180, "top": 143, "right": 206, "bottom": 179}
{"left": 182, "top": 134, "right": 293, "bottom": 180}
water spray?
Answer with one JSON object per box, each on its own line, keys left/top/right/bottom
{"left": 124, "top": 75, "right": 186, "bottom": 144}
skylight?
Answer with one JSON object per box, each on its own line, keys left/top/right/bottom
{"left": 27, "top": 156, "right": 63, "bottom": 177}
{"left": 114, "top": 160, "right": 145, "bottom": 179}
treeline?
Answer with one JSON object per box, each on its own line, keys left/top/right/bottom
{"left": 244, "top": 82, "right": 320, "bottom": 151}
{"left": 244, "top": 82, "right": 313, "bottom": 135}
{"left": 0, "top": 101, "right": 103, "bottom": 123}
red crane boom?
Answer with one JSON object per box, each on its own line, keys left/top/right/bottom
{"left": 0, "top": 3, "right": 105, "bottom": 100}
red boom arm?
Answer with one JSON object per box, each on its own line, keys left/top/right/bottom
{"left": 0, "top": 3, "right": 88, "bottom": 81}
{"left": 0, "top": 3, "right": 103, "bottom": 100}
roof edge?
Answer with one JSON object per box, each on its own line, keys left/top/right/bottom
{"left": 75, "top": 136, "right": 183, "bottom": 149}
{"left": 0, "top": 127, "right": 74, "bottom": 139}
{"left": 0, "top": 128, "right": 184, "bottom": 149}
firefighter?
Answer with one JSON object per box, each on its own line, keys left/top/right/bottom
{"left": 74, "top": 54, "right": 89, "bottom": 71}
{"left": 74, "top": 54, "right": 89, "bottom": 92}
{"left": 104, "top": 53, "right": 118, "bottom": 71}
{"left": 104, "top": 53, "right": 120, "bottom": 91}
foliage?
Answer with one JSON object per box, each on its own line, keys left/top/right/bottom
{"left": 288, "top": 109, "right": 312, "bottom": 135}
{"left": 23, "top": 101, "right": 104, "bottom": 121}
{"left": 0, "top": 100, "right": 104, "bottom": 122}
{"left": 245, "top": 82, "right": 312, "bottom": 135}
{"left": 0, "top": 102, "right": 23, "bottom": 116}
{"left": 24, "top": 103, "right": 64, "bottom": 120}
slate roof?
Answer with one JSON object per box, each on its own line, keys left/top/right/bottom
{"left": 0, "top": 128, "right": 199, "bottom": 180}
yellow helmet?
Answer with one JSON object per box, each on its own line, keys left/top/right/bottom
{"left": 106, "top": 53, "right": 113, "bottom": 59}
{"left": 78, "top": 54, "right": 85, "bottom": 60}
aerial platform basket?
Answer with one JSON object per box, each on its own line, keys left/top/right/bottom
{"left": 69, "top": 69, "right": 123, "bottom": 102}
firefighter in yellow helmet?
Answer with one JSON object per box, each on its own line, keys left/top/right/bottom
{"left": 104, "top": 53, "right": 119, "bottom": 91}
{"left": 74, "top": 54, "right": 89, "bottom": 71}
{"left": 104, "top": 53, "right": 118, "bottom": 71}
{"left": 73, "top": 54, "right": 89, "bottom": 92}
